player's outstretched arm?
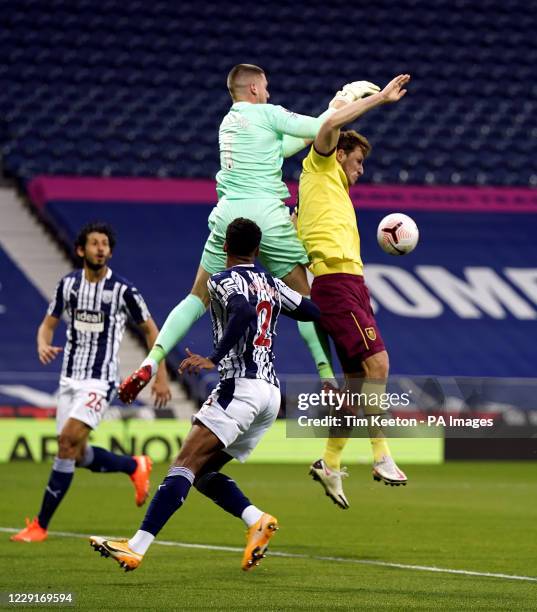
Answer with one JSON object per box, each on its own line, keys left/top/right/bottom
{"left": 282, "top": 296, "right": 320, "bottom": 322}
{"left": 274, "top": 278, "right": 321, "bottom": 322}
{"left": 282, "top": 135, "right": 314, "bottom": 158}
{"left": 315, "top": 74, "right": 411, "bottom": 155}
{"left": 329, "top": 81, "right": 381, "bottom": 108}
{"left": 139, "top": 318, "right": 172, "bottom": 408}
{"left": 36, "top": 314, "right": 62, "bottom": 365}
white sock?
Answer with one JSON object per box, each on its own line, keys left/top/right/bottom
{"left": 128, "top": 530, "right": 155, "bottom": 555}
{"left": 140, "top": 357, "right": 158, "bottom": 377}
{"left": 241, "top": 505, "right": 264, "bottom": 527}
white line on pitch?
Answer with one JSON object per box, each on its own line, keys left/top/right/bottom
{"left": 2, "top": 527, "right": 536, "bottom": 584}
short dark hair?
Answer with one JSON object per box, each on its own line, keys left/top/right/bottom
{"left": 225, "top": 218, "right": 262, "bottom": 256}
{"left": 337, "top": 130, "right": 372, "bottom": 158}
{"left": 227, "top": 63, "right": 265, "bottom": 100}
{"left": 75, "top": 222, "right": 116, "bottom": 251}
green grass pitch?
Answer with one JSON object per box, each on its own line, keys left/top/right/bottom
{"left": 0, "top": 462, "right": 536, "bottom": 610}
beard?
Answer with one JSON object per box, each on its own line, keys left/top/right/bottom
{"left": 85, "top": 257, "right": 106, "bottom": 272}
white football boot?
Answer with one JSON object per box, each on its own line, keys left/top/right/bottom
{"left": 309, "top": 459, "right": 350, "bottom": 509}
{"left": 372, "top": 455, "right": 408, "bottom": 486}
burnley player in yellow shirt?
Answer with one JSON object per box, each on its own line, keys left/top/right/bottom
{"left": 297, "top": 74, "right": 411, "bottom": 509}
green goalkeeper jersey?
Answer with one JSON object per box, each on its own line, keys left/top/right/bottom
{"left": 216, "top": 102, "right": 329, "bottom": 201}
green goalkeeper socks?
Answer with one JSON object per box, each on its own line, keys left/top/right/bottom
{"left": 147, "top": 345, "right": 166, "bottom": 367}
{"left": 297, "top": 320, "right": 335, "bottom": 380}
{"left": 150, "top": 294, "right": 207, "bottom": 359}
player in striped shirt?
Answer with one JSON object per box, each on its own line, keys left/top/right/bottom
{"left": 90, "top": 218, "right": 320, "bottom": 572}
{"left": 118, "top": 64, "right": 379, "bottom": 405}
{"left": 11, "top": 222, "right": 171, "bottom": 543}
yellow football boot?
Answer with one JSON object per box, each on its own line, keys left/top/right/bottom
{"left": 241, "top": 513, "right": 278, "bottom": 571}
{"left": 89, "top": 536, "right": 143, "bottom": 572}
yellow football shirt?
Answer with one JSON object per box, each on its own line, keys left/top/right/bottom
{"left": 297, "top": 146, "right": 363, "bottom": 277}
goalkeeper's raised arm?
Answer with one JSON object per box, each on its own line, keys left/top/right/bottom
{"left": 281, "top": 80, "right": 382, "bottom": 158}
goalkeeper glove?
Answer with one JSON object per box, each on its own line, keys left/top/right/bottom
{"left": 329, "top": 81, "right": 381, "bottom": 108}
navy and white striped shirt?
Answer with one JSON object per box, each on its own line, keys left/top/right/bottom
{"left": 47, "top": 268, "right": 150, "bottom": 383}
{"left": 208, "top": 264, "right": 303, "bottom": 387}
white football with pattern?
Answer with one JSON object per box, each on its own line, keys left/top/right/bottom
{"left": 376, "top": 213, "right": 419, "bottom": 256}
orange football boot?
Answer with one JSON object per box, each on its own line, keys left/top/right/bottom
{"left": 129, "top": 455, "right": 152, "bottom": 507}
{"left": 89, "top": 536, "right": 143, "bottom": 572}
{"left": 241, "top": 513, "right": 279, "bottom": 571}
{"left": 10, "top": 517, "right": 48, "bottom": 543}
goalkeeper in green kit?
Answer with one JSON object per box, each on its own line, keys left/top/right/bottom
{"left": 119, "top": 64, "right": 380, "bottom": 402}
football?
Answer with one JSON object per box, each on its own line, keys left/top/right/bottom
{"left": 377, "top": 213, "right": 419, "bottom": 255}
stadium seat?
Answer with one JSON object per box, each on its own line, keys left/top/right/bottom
{"left": 0, "top": 0, "right": 535, "bottom": 186}
{"left": 0, "top": 245, "right": 64, "bottom": 397}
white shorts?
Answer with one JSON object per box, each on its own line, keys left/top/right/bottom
{"left": 56, "top": 376, "right": 114, "bottom": 434}
{"left": 194, "top": 378, "right": 281, "bottom": 462}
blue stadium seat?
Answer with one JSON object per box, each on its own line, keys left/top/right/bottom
{"left": 0, "top": 0, "right": 535, "bottom": 186}
{"left": 0, "top": 245, "right": 64, "bottom": 396}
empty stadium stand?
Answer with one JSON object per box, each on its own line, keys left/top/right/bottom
{"left": 1, "top": 0, "right": 536, "bottom": 186}
{"left": 0, "top": 244, "right": 62, "bottom": 406}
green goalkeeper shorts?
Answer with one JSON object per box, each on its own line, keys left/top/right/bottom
{"left": 200, "top": 197, "right": 309, "bottom": 278}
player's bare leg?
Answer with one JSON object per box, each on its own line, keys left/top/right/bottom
{"left": 281, "top": 263, "right": 311, "bottom": 295}
{"left": 58, "top": 418, "right": 91, "bottom": 461}
{"left": 119, "top": 266, "right": 210, "bottom": 404}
